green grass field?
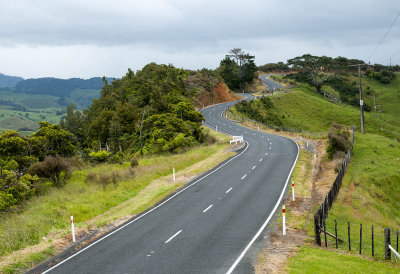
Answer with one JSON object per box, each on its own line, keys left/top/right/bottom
{"left": 287, "top": 246, "right": 399, "bottom": 273}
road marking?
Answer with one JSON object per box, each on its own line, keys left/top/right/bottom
{"left": 252, "top": 133, "right": 255, "bottom": 135}
{"left": 244, "top": 131, "right": 247, "bottom": 133}
{"left": 270, "top": 142, "right": 272, "bottom": 145}
{"left": 259, "top": 159, "right": 263, "bottom": 162}
{"left": 252, "top": 166, "right": 256, "bottom": 169}
{"left": 269, "top": 147, "right": 272, "bottom": 150}
{"left": 265, "top": 153, "right": 268, "bottom": 156}
{"left": 225, "top": 187, "right": 233, "bottom": 194}
{"left": 203, "top": 204, "right": 213, "bottom": 213}
{"left": 226, "top": 138, "right": 300, "bottom": 274}
{"left": 241, "top": 174, "right": 247, "bottom": 180}
{"left": 165, "top": 230, "right": 183, "bottom": 243}
{"left": 44, "top": 106, "right": 252, "bottom": 273}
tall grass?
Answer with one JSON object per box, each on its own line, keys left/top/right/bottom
{"left": 0, "top": 136, "right": 229, "bottom": 257}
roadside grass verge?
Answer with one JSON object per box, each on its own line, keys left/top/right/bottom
{"left": 287, "top": 246, "right": 399, "bottom": 273}
{"left": 0, "top": 127, "right": 233, "bottom": 272}
{"left": 323, "top": 133, "right": 400, "bottom": 261}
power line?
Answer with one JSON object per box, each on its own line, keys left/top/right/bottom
{"left": 367, "top": 11, "right": 400, "bottom": 62}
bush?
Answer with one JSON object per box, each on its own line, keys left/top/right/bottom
{"left": 28, "top": 155, "right": 71, "bottom": 187}
{"left": 326, "top": 123, "right": 351, "bottom": 159}
{"left": 89, "top": 150, "right": 111, "bottom": 163}
{"left": 130, "top": 158, "right": 139, "bottom": 168}
{"left": 109, "top": 151, "right": 124, "bottom": 164}
{"left": 0, "top": 172, "right": 37, "bottom": 210}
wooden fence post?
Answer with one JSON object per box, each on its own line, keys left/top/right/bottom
{"left": 335, "top": 220, "right": 338, "bottom": 249}
{"left": 359, "top": 224, "right": 362, "bottom": 254}
{"left": 348, "top": 222, "right": 351, "bottom": 251}
{"left": 314, "top": 214, "right": 321, "bottom": 246}
{"left": 324, "top": 220, "right": 328, "bottom": 247}
{"left": 385, "top": 228, "right": 391, "bottom": 260}
{"left": 397, "top": 230, "right": 399, "bottom": 252}
{"left": 372, "top": 225, "right": 374, "bottom": 257}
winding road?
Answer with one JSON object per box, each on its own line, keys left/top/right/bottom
{"left": 259, "top": 75, "right": 282, "bottom": 91}
{"left": 40, "top": 94, "right": 299, "bottom": 274}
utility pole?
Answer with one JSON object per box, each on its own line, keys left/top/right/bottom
{"left": 349, "top": 64, "right": 365, "bottom": 133}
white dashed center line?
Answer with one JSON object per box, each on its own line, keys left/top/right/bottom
{"left": 226, "top": 187, "right": 233, "bottom": 194}
{"left": 259, "top": 159, "right": 263, "bottom": 162}
{"left": 203, "top": 204, "right": 213, "bottom": 213}
{"left": 165, "top": 230, "right": 183, "bottom": 243}
{"left": 265, "top": 152, "right": 268, "bottom": 156}
{"left": 252, "top": 166, "right": 256, "bottom": 170}
{"left": 241, "top": 174, "right": 247, "bottom": 180}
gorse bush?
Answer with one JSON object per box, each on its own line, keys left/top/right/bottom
{"left": 0, "top": 172, "right": 38, "bottom": 210}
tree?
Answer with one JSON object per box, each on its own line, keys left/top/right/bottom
{"left": 219, "top": 49, "right": 257, "bottom": 90}
{"left": 31, "top": 122, "right": 76, "bottom": 159}
{"left": 287, "top": 54, "right": 335, "bottom": 95}
{"left": 60, "top": 104, "right": 86, "bottom": 146}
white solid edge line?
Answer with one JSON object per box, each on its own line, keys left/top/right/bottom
{"left": 42, "top": 110, "right": 249, "bottom": 274}
{"left": 226, "top": 137, "right": 300, "bottom": 274}
{"left": 202, "top": 204, "right": 213, "bottom": 213}
{"left": 225, "top": 187, "right": 233, "bottom": 194}
{"left": 165, "top": 230, "right": 183, "bottom": 244}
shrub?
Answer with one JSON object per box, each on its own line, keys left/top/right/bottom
{"left": 109, "top": 151, "right": 124, "bottom": 164}
{"left": 326, "top": 123, "right": 351, "bottom": 159}
{"left": 0, "top": 172, "right": 37, "bottom": 210}
{"left": 89, "top": 150, "right": 111, "bottom": 163}
{"left": 28, "top": 155, "right": 71, "bottom": 187}
{"left": 130, "top": 158, "right": 139, "bottom": 168}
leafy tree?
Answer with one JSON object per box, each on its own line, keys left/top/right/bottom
{"left": 218, "top": 49, "right": 257, "bottom": 90}
{"left": 31, "top": 122, "right": 76, "bottom": 159}
{"left": 60, "top": 104, "right": 86, "bottom": 146}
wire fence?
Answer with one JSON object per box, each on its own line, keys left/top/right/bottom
{"left": 313, "top": 126, "right": 356, "bottom": 246}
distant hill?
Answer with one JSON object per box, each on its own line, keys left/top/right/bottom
{"left": 0, "top": 73, "right": 24, "bottom": 88}
{"left": 14, "top": 77, "right": 110, "bottom": 97}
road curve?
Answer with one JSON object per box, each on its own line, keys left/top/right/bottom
{"left": 41, "top": 96, "right": 298, "bottom": 274}
{"left": 259, "top": 74, "right": 282, "bottom": 91}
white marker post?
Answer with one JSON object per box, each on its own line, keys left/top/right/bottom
{"left": 282, "top": 205, "right": 286, "bottom": 236}
{"left": 292, "top": 181, "right": 295, "bottom": 201}
{"left": 306, "top": 141, "right": 309, "bottom": 148}
{"left": 173, "top": 168, "right": 176, "bottom": 182}
{"left": 71, "top": 216, "right": 76, "bottom": 242}
{"left": 216, "top": 125, "right": 218, "bottom": 131}
{"left": 258, "top": 125, "right": 260, "bottom": 130}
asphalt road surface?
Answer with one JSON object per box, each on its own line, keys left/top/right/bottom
{"left": 259, "top": 75, "right": 282, "bottom": 91}
{"left": 42, "top": 95, "right": 298, "bottom": 274}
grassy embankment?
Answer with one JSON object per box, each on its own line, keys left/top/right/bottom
{"left": 230, "top": 77, "right": 400, "bottom": 270}
{"left": 0, "top": 127, "right": 234, "bottom": 273}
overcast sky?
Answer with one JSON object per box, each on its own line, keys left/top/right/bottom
{"left": 0, "top": 0, "right": 399, "bottom": 79}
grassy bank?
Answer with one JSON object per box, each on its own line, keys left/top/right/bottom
{"left": 287, "top": 246, "right": 399, "bottom": 273}
{"left": 0, "top": 128, "right": 234, "bottom": 272}
{"left": 324, "top": 133, "right": 400, "bottom": 260}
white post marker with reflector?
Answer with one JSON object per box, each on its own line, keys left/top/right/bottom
{"left": 71, "top": 216, "right": 76, "bottom": 242}
{"left": 173, "top": 168, "right": 176, "bottom": 182}
{"left": 292, "top": 181, "right": 295, "bottom": 201}
{"left": 258, "top": 125, "right": 260, "bottom": 130}
{"left": 282, "top": 205, "right": 286, "bottom": 235}
{"left": 216, "top": 125, "right": 218, "bottom": 131}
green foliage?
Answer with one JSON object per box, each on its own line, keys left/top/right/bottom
{"left": 366, "top": 69, "right": 396, "bottom": 84}
{"left": 130, "top": 157, "right": 139, "bottom": 168}
{"left": 31, "top": 122, "right": 76, "bottom": 159}
{"left": 28, "top": 155, "right": 71, "bottom": 186}
{"left": 218, "top": 48, "right": 257, "bottom": 90}
{"left": 109, "top": 151, "right": 124, "bottom": 164}
{"left": 0, "top": 171, "right": 37, "bottom": 210}
{"left": 326, "top": 123, "right": 351, "bottom": 159}
{"left": 89, "top": 151, "right": 111, "bottom": 163}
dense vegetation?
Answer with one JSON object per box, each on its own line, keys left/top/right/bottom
{"left": 218, "top": 48, "right": 257, "bottom": 90}
{"left": 1, "top": 63, "right": 227, "bottom": 210}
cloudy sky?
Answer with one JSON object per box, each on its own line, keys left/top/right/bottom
{"left": 0, "top": 0, "right": 399, "bottom": 79}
